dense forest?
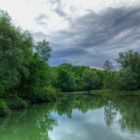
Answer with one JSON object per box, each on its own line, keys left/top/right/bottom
{"left": 0, "top": 10, "right": 140, "bottom": 116}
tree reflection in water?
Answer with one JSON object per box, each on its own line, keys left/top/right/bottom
{"left": 104, "top": 100, "right": 117, "bottom": 127}
{"left": 0, "top": 94, "right": 140, "bottom": 139}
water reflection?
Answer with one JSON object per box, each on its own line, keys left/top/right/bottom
{"left": 0, "top": 104, "right": 57, "bottom": 140}
{"left": 0, "top": 94, "right": 140, "bottom": 140}
{"left": 104, "top": 100, "right": 117, "bottom": 127}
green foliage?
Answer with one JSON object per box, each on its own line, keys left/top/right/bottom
{"left": 116, "top": 50, "right": 140, "bottom": 90}
{"left": 54, "top": 64, "right": 104, "bottom": 91}
{"left": 43, "top": 85, "right": 61, "bottom": 101}
{"left": 0, "top": 99, "right": 11, "bottom": 116}
{"left": 0, "top": 10, "right": 33, "bottom": 95}
{"left": 0, "top": 10, "right": 140, "bottom": 118}
{"left": 27, "top": 54, "right": 50, "bottom": 93}
{"left": 118, "top": 68, "right": 139, "bottom": 90}
{"left": 82, "top": 69, "right": 103, "bottom": 90}
{"left": 0, "top": 10, "right": 58, "bottom": 115}
{"left": 72, "top": 66, "right": 89, "bottom": 91}
{"left": 102, "top": 50, "right": 140, "bottom": 90}
{"left": 116, "top": 50, "right": 140, "bottom": 70}
{"left": 56, "top": 68, "right": 75, "bottom": 92}
{"left": 29, "top": 86, "right": 60, "bottom": 103}
{"left": 103, "top": 72, "right": 119, "bottom": 89}
{"left": 35, "top": 40, "right": 51, "bottom": 62}
{"left": 21, "top": 54, "right": 54, "bottom": 103}
{"left": 5, "top": 96, "right": 28, "bottom": 109}
{"left": 103, "top": 60, "right": 114, "bottom": 72}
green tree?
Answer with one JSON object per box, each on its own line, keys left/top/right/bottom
{"left": 56, "top": 69, "right": 75, "bottom": 92}
{"left": 118, "top": 68, "right": 139, "bottom": 90}
{"left": 35, "top": 40, "right": 51, "bottom": 62}
{"left": 116, "top": 50, "right": 140, "bottom": 70}
{"left": 116, "top": 50, "right": 140, "bottom": 90}
{"left": 103, "top": 72, "right": 119, "bottom": 89}
{"left": 103, "top": 60, "right": 114, "bottom": 72}
{"left": 0, "top": 10, "right": 33, "bottom": 96}
{"left": 82, "top": 69, "right": 102, "bottom": 90}
{"left": 20, "top": 54, "right": 52, "bottom": 102}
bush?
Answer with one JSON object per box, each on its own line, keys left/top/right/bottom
{"left": 44, "top": 86, "right": 61, "bottom": 101}
{"left": 0, "top": 85, "right": 5, "bottom": 97}
{"left": 5, "top": 96, "right": 28, "bottom": 109}
{"left": 118, "top": 68, "right": 139, "bottom": 90}
{"left": 28, "top": 92, "right": 48, "bottom": 103}
{"left": 103, "top": 72, "right": 119, "bottom": 90}
{"left": 82, "top": 69, "right": 102, "bottom": 90}
{"left": 28, "top": 86, "right": 61, "bottom": 103}
{"left": 0, "top": 99, "right": 11, "bottom": 116}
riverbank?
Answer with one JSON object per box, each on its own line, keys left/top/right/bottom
{"left": 64, "top": 89, "right": 140, "bottom": 96}
{"left": 90, "top": 89, "right": 140, "bottom": 96}
{"left": 0, "top": 92, "right": 61, "bottom": 117}
{"left": 0, "top": 90, "right": 140, "bottom": 117}
{"left": 0, "top": 92, "right": 140, "bottom": 140}
{"left": 0, "top": 97, "right": 31, "bottom": 117}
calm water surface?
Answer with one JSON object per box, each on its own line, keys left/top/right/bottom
{"left": 0, "top": 94, "right": 140, "bottom": 140}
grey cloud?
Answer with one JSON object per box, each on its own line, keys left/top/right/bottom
{"left": 70, "top": 6, "right": 78, "bottom": 13}
{"left": 34, "top": 14, "right": 48, "bottom": 25}
{"left": 46, "top": 0, "right": 61, "bottom": 4}
{"left": 69, "top": 7, "right": 140, "bottom": 49}
{"left": 35, "top": 14, "right": 47, "bottom": 21}
{"left": 33, "top": 7, "right": 140, "bottom": 67}
{"left": 54, "top": 3, "right": 66, "bottom": 17}
{"left": 52, "top": 48, "right": 89, "bottom": 58}
{"left": 31, "top": 32, "right": 48, "bottom": 41}
{"left": 46, "top": 0, "right": 66, "bottom": 17}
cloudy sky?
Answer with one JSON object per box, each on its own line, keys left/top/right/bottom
{"left": 0, "top": 0, "right": 140, "bottom": 67}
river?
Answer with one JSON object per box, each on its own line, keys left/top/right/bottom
{"left": 0, "top": 94, "right": 140, "bottom": 140}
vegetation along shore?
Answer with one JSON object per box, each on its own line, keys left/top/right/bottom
{"left": 0, "top": 10, "right": 140, "bottom": 117}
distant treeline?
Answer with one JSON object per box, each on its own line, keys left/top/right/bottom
{"left": 0, "top": 10, "right": 140, "bottom": 116}
{"left": 50, "top": 50, "right": 140, "bottom": 91}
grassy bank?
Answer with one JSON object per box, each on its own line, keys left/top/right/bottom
{"left": 90, "top": 89, "right": 140, "bottom": 96}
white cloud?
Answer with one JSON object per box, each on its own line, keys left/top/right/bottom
{"left": 0, "top": 0, "right": 139, "bottom": 32}
{"left": 0, "top": 0, "right": 140, "bottom": 66}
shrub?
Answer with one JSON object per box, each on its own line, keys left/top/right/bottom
{"left": 0, "top": 85, "right": 5, "bottom": 97}
{"left": 44, "top": 85, "right": 61, "bottom": 101}
{"left": 0, "top": 99, "right": 11, "bottom": 116}
{"left": 5, "top": 96, "right": 28, "bottom": 109}
{"left": 28, "top": 86, "right": 61, "bottom": 103}
{"left": 118, "top": 68, "right": 139, "bottom": 90}
{"left": 28, "top": 92, "right": 48, "bottom": 103}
